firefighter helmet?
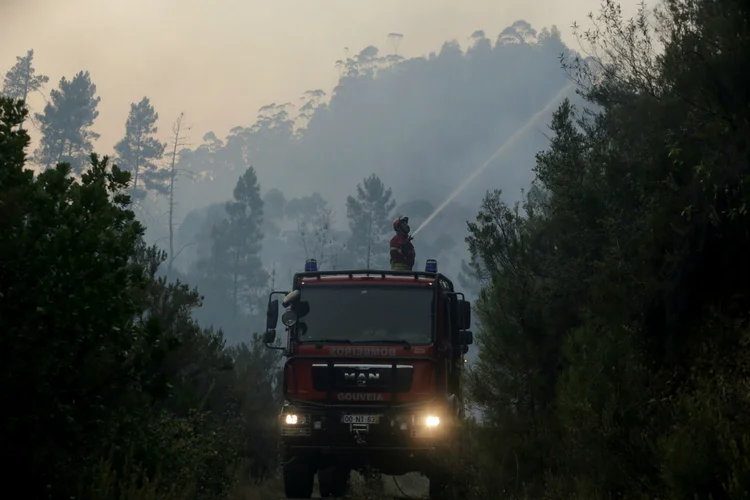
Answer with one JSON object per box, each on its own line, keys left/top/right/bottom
{"left": 393, "top": 216, "right": 409, "bottom": 232}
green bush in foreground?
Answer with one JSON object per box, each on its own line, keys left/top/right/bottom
{"left": 464, "top": 0, "right": 750, "bottom": 498}
{"left": 0, "top": 98, "right": 280, "bottom": 499}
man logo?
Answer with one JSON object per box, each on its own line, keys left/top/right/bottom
{"left": 344, "top": 372, "right": 380, "bottom": 386}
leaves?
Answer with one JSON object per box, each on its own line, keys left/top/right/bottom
{"left": 1, "top": 49, "right": 49, "bottom": 130}
{"left": 189, "top": 166, "right": 268, "bottom": 335}
{"left": 464, "top": 0, "right": 750, "bottom": 497}
{"left": 114, "top": 97, "right": 168, "bottom": 197}
{"left": 0, "top": 98, "right": 281, "bottom": 499}
{"left": 32, "top": 71, "right": 101, "bottom": 174}
{"left": 345, "top": 173, "right": 396, "bottom": 268}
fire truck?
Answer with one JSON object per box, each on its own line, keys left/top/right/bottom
{"left": 262, "top": 258, "right": 474, "bottom": 499}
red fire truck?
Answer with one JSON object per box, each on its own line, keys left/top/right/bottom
{"left": 262, "top": 258, "right": 473, "bottom": 499}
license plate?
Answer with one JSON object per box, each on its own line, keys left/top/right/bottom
{"left": 342, "top": 414, "right": 379, "bottom": 424}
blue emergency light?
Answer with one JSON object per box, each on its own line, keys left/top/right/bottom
{"left": 425, "top": 259, "right": 438, "bottom": 273}
{"left": 304, "top": 258, "right": 318, "bottom": 272}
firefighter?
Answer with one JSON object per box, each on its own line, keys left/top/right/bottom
{"left": 390, "top": 216, "right": 415, "bottom": 271}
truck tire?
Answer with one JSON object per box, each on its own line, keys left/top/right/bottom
{"left": 283, "top": 458, "right": 314, "bottom": 498}
{"left": 318, "top": 465, "right": 350, "bottom": 497}
{"left": 428, "top": 471, "right": 458, "bottom": 500}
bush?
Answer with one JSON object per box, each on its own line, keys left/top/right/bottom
{"left": 462, "top": 0, "right": 750, "bottom": 497}
{"left": 0, "top": 98, "right": 281, "bottom": 499}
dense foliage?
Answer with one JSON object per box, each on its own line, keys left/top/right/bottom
{"left": 0, "top": 99, "right": 280, "bottom": 499}
{"left": 463, "top": 0, "right": 750, "bottom": 498}
{"left": 4, "top": 16, "right": 577, "bottom": 343}
{"left": 3, "top": 0, "right": 749, "bottom": 498}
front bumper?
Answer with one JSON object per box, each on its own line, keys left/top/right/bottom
{"left": 278, "top": 404, "right": 454, "bottom": 452}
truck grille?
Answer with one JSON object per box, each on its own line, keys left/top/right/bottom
{"left": 311, "top": 363, "right": 413, "bottom": 393}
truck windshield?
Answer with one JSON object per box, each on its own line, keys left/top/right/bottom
{"left": 293, "top": 286, "right": 434, "bottom": 345}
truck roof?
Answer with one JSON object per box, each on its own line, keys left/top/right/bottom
{"left": 293, "top": 269, "right": 455, "bottom": 291}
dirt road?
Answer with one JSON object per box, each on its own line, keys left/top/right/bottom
{"left": 284, "top": 472, "right": 428, "bottom": 499}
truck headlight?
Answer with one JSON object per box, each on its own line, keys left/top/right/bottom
{"left": 425, "top": 415, "right": 440, "bottom": 427}
{"left": 285, "top": 414, "right": 298, "bottom": 425}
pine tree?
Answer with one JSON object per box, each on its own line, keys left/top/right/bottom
{"left": 345, "top": 174, "right": 396, "bottom": 268}
{"left": 298, "top": 204, "right": 340, "bottom": 270}
{"left": 113, "top": 97, "right": 167, "bottom": 199}
{"left": 33, "top": 71, "right": 100, "bottom": 174}
{"left": 209, "top": 166, "right": 268, "bottom": 317}
{"left": 1, "top": 49, "right": 49, "bottom": 130}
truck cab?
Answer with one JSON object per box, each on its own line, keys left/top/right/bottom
{"left": 263, "top": 258, "right": 473, "bottom": 499}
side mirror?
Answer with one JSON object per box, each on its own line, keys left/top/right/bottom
{"left": 459, "top": 300, "right": 471, "bottom": 330}
{"left": 282, "top": 310, "right": 298, "bottom": 327}
{"left": 263, "top": 329, "right": 277, "bottom": 344}
{"left": 266, "top": 299, "right": 279, "bottom": 331}
{"left": 459, "top": 330, "right": 473, "bottom": 345}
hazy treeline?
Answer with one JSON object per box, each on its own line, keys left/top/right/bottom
{"left": 0, "top": 103, "right": 281, "bottom": 498}
{"left": 459, "top": 0, "right": 750, "bottom": 498}
{"left": 2, "top": 19, "right": 576, "bottom": 342}
{"left": 2, "top": 0, "right": 748, "bottom": 498}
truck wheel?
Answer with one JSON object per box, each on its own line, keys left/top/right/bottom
{"left": 318, "top": 465, "right": 350, "bottom": 497}
{"left": 361, "top": 468, "right": 381, "bottom": 490}
{"left": 428, "top": 471, "right": 457, "bottom": 500}
{"left": 282, "top": 458, "right": 314, "bottom": 498}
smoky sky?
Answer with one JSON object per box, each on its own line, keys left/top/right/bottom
{"left": 1, "top": 0, "right": 646, "bottom": 346}
{"left": 0, "top": 0, "right": 642, "bottom": 152}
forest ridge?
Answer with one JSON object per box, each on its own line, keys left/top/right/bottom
{"left": 2, "top": 1, "right": 750, "bottom": 499}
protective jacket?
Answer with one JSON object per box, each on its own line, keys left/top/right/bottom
{"left": 390, "top": 233, "right": 415, "bottom": 271}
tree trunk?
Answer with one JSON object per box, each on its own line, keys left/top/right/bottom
{"left": 133, "top": 146, "right": 141, "bottom": 192}
{"left": 19, "top": 59, "right": 30, "bottom": 131}
{"left": 366, "top": 209, "right": 373, "bottom": 269}
{"left": 51, "top": 139, "right": 67, "bottom": 170}
{"left": 132, "top": 131, "right": 145, "bottom": 192}
{"left": 166, "top": 119, "right": 182, "bottom": 276}
{"left": 167, "top": 167, "right": 175, "bottom": 275}
{"left": 232, "top": 250, "right": 240, "bottom": 318}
